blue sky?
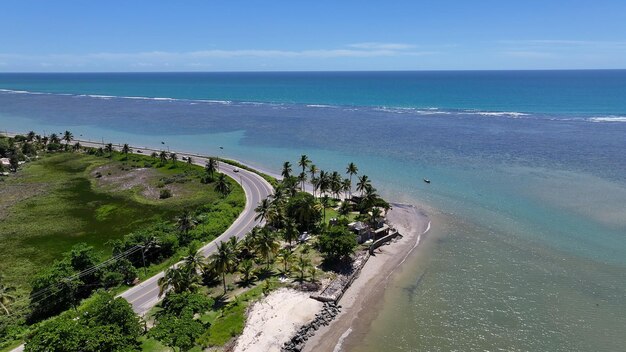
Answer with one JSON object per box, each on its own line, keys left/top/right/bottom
{"left": 1, "top": 0, "right": 625, "bottom": 71}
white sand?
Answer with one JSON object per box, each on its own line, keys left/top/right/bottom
{"left": 234, "top": 288, "right": 323, "bottom": 352}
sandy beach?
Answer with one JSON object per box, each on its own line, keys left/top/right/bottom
{"left": 234, "top": 288, "right": 323, "bottom": 352}
{"left": 303, "top": 203, "right": 430, "bottom": 352}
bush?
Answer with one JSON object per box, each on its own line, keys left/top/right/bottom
{"left": 159, "top": 189, "right": 172, "bottom": 199}
{"left": 317, "top": 226, "right": 357, "bottom": 261}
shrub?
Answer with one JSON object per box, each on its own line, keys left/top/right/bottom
{"left": 159, "top": 189, "right": 172, "bottom": 199}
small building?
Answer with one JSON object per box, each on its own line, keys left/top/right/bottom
{"left": 348, "top": 221, "right": 371, "bottom": 244}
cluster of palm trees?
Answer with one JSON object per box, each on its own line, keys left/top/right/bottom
{"left": 158, "top": 225, "right": 305, "bottom": 297}
{"left": 283, "top": 155, "right": 364, "bottom": 202}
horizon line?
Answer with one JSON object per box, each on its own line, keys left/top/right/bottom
{"left": 1, "top": 68, "right": 626, "bottom": 74}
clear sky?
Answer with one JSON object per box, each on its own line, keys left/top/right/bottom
{"left": 1, "top": 0, "right": 625, "bottom": 72}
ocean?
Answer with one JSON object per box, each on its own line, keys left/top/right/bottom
{"left": 1, "top": 71, "right": 625, "bottom": 351}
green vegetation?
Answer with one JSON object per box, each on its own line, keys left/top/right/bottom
{"left": 0, "top": 132, "right": 244, "bottom": 350}
{"left": 24, "top": 291, "right": 142, "bottom": 352}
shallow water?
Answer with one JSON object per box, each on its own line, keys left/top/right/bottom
{"left": 1, "top": 71, "right": 626, "bottom": 351}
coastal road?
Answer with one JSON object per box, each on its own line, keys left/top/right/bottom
{"left": 78, "top": 140, "right": 274, "bottom": 315}
{"left": 9, "top": 139, "right": 273, "bottom": 352}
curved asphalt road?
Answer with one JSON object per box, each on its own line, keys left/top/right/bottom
{"left": 11, "top": 141, "right": 273, "bottom": 352}
{"left": 118, "top": 147, "right": 273, "bottom": 316}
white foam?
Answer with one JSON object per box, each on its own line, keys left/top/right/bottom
{"left": 332, "top": 327, "right": 353, "bottom": 352}
{"left": 306, "top": 104, "right": 336, "bottom": 108}
{"left": 462, "top": 111, "right": 529, "bottom": 118}
{"left": 588, "top": 116, "right": 626, "bottom": 123}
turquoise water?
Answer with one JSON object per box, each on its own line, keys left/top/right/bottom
{"left": 1, "top": 71, "right": 626, "bottom": 351}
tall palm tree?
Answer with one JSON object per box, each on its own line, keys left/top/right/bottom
{"left": 281, "top": 161, "right": 292, "bottom": 179}
{"left": 318, "top": 170, "right": 329, "bottom": 197}
{"left": 0, "top": 276, "right": 16, "bottom": 316}
{"left": 293, "top": 256, "right": 311, "bottom": 282}
{"left": 298, "top": 172, "right": 307, "bottom": 191}
{"left": 104, "top": 143, "right": 114, "bottom": 158}
{"left": 321, "top": 195, "right": 331, "bottom": 223}
{"left": 342, "top": 178, "right": 351, "bottom": 201}
{"left": 49, "top": 133, "right": 60, "bottom": 144}
{"left": 150, "top": 151, "right": 158, "bottom": 159}
{"left": 186, "top": 157, "right": 193, "bottom": 167}
{"left": 356, "top": 175, "right": 371, "bottom": 196}
{"left": 298, "top": 155, "right": 310, "bottom": 189}
{"left": 255, "top": 229, "right": 280, "bottom": 268}
{"left": 176, "top": 210, "right": 196, "bottom": 235}
{"left": 26, "top": 131, "right": 36, "bottom": 142}
{"left": 159, "top": 151, "right": 168, "bottom": 165}
{"left": 311, "top": 176, "right": 320, "bottom": 199}
{"left": 238, "top": 259, "right": 254, "bottom": 284}
{"left": 338, "top": 201, "right": 351, "bottom": 219}
{"left": 169, "top": 153, "right": 178, "bottom": 164}
{"left": 283, "top": 220, "right": 298, "bottom": 247}
{"left": 182, "top": 244, "right": 205, "bottom": 274}
{"left": 208, "top": 241, "right": 236, "bottom": 294}
{"left": 277, "top": 248, "right": 293, "bottom": 274}
{"left": 308, "top": 164, "right": 318, "bottom": 182}
{"left": 63, "top": 130, "right": 73, "bottom": 144}
{"left": 121, "top": 143, "right": 131, "bottom": 156}
{"left": 255, "top": 198, "right": 272, "bottom": 222}
{"left": 72, "top": 142, "right": 81, "bottom": 152}
{"left": 215, "top": 173, "right": 231, "bottom": 197}
{"left": 205, "top": 158, "right": 218, "bottom": 180}
{"left": 346, "top": 162, "right": 358, "bottom": 199}
{"left": 158, "top": 267, "right": 184, "bottom": 297}
{"left": 330, "top": 171, "right": 342, "bottom": 199}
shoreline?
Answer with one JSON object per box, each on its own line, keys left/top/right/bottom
{"left": 302, "top": 203, "right": 431, "bottom": 352}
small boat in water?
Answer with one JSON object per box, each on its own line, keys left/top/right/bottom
{"left": 423, "top": 178, "right": 431, "bottom": 184}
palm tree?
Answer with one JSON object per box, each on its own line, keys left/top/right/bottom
{"left": 281, "top": 161, "right": 292, "bottom": 179}
{"left": 205, "top": 158, "right": 218, "bottom": 180}
{"left": 215, "top": 173, "right": 231, "bottom": 197}
{"left": 338, "top": 201, "right": 351, "bottom": 219}
{"left": 321, "top": 195, "right": 331, "bottom": 222}
{"left": 104, "top": 143, "right": 114, "bottom": 158}
{"left": 63, "top": 130, "right": 73, "bottom": 144}
{"left": 176, "top": 210, "right": 196, "bottom": 236}
{"left": 158, "top": 267, "right": 185, "bottom": 297}
{"left": 182, "top": 244, "right": 204, "bottom": 274}
{"left": 255, "top": 198, "right": 272, "bottom": 222}
{"left": 186, "top": 156, "right": 193, "bottom": 167}
{"left": 255, "top": 229, "right": 279, "bottom": 268}
{"left": 208, "top": 241, "right": 236, "bottom": 294}
{"left": 298, "top": 155, "right": 310, "bottom": 189}
{"left": 277, "top": 248, "right": 293, "bottom": 274}
{"left": 238, "top": 259, "right": 255, "bottom": 284}
{"left": 346, "top": 162, "right": 358, "bottom": 198}
{"left": 293, "top": 256, "right": 311, "bottom": 282}
{"left": 369, "top": 207, "right": 382, "bottom": 226}
{"left": 169, "top": 153, "right": 178, "bottom": 164}
{"left": 72, "top": 142, "right": 81, "bottom": 152}
{"left": 283, "top": 220, "right": 298, "bottom": 247}
{"left": 356, "top": 175, "right": 371, "bottom": 196}
{"left": 318, "top": 170, "right": 329, "bottom": 197}
{"left": 159, "top": 151, "right": 168, "bottom": 165}
{"left": 150, "top": 151, "right": 158, "bottom": 159}
{"left": 342, "top": 178, "right": 351, "bottom": 201}
{"left": 121, "top": 143, "right": 131, "bottom": 156}
{"left": 311, "top": 176, "right": 320, "bottom": 199}
{"left": 0, "top": 276, "right": 16, "bottom": 316}
{"left": 26, "top": 131, "right": 36, "bottom": 142}
{"left": 298, "top": 172, "right": 307, "bottom": 191}
{"left": 49, "top": 133, "right": 60, "bottom": 144}
{"left": 41, "top": 136, "right": 49, "bottom": 146}
{"left": 330, "top": 171, "right": 342, "bottom": 199}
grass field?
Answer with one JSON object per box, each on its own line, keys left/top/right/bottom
{"left": 0, "top": 152, "right": 241, "bottom": 292}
